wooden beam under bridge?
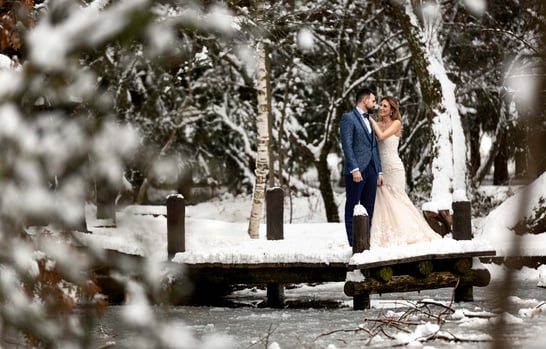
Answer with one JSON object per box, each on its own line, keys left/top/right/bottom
{"left": 344, "top": 269, "right": 491, "bottom": 296}
{"left": 182, "top": 263, "right": 348, "bottom": 285}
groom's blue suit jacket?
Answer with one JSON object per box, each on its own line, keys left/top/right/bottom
{"left": 340, "top": 108, "right": 382, "bottom": 176}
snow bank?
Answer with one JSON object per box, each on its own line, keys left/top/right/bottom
{"left": 475, "top": 172, "right": 546, "bottom": 256}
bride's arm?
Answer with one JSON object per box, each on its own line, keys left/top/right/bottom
{"left": 370, "top": 119, "right": 401, "bottom": 141}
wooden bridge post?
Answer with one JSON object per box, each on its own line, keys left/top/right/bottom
{"left": 452, "top": 199, "right": 473, "bottom": 302}
{"left": 95, "top": 178, "right": 117, "bottom": 225}
{"left": 452, "top": 200, "right": 472, "bottom": 240}
{"left": 352, "top": 212, "right": 370, "bottom": 310}
{"left": 266, "top": 187, "right": 285, "bottom": 307}
{"left": 353, "top": 213, "right": 370, "bottom": 253}
{"left": 266, "top": 187, "right": 284, "bottom": 240}
{"left": 73, "top": 201, "right": 89, "bottom": 233}
{"left": 166, "top": 194, "right": 185, "bottom": 260}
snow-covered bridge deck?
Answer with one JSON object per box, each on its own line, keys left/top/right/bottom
{"left": 170, "top": 238, "right": 495, "bottom": 308}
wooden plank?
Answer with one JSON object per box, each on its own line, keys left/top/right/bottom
{"left": 181, "top": 262, "right": 349, "bottom": 269}
{"left": 365, "top": 258, "right": 470, "bottom": 280}
{"left": 344, "top": 269, "right": 491, "bottom": 296}
{"left": 349, "top": 250, "right": 496, "bottom": 270}
{"left": 178, "top": 251, "right": 496, "bottom": 271}
{"left": 184, "top": 265, "right": 348, "bottom": 284}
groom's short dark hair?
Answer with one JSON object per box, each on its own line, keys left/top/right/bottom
{"left": 356, "top": 87, "right": 375, "bottom": 104}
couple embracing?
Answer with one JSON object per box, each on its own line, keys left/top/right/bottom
{"left": 340, "top": 87, "right": 441, "bottom": 248}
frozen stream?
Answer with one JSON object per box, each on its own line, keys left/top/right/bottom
{"left": 92, "top": 270, "right": 546, "bottom": 349}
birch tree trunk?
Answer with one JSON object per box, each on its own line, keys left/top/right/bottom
{"left": 391, "top": 1, "right": 467, "bottom": 209}
{"left": 248, "top": 39, "right": 270, "bottom": 238}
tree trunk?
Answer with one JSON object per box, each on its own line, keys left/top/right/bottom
{"left": 266, "top": 45, "right": 275, "bottom": 188}
{"left": 316, "top": 155, "right": 339, "bottom": 222}
{"left": 389, "top": 1, "right": 467, "bottom": 209}
{"left": 473, "top": 101, "right": 509, "bottom": 185}
{"left": 514, "top": 147, "right": 527, "bottom": 179}
{"left": 277, "top": 69, "right": 292, "bottom": 188}
{"left": 135, "top": 128, "right": 177, "bottom": 204}
{"left": 248, "top": 38, "right": 270, "bottom": 239}
{"left": 493, "top": 136, "right": 509, "bottom": 185}
{"left": 469, "top": 122, "right": 481, "bottom": 178}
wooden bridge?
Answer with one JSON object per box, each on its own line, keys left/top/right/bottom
{"left": 167, "top": 248, "right": 495, "bottom": 309}
{"left": 152, "top": 190, "right": 496, "bottom": 310}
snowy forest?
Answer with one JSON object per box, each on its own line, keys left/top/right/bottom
{"left": 0, "top": 0, "right": 545, "bottom": 348}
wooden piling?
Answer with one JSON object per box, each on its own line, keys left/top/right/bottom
{"left": 266, "top": 187, "right": 285, "bottom": 307}
{"left": 74, "top": 201, "right": 89, "bottom": 233}
{"left": 166, "top": 194, "right": 185, "bottom": 260}
{"left": 353, "top": 214, "right": 370, "bottom": 254}
{"left": 352, "top": 213, "right": 370, "bottom": 310}
{"left": 266, "top": 283, "right": 284, "bottom": 308}
{"left": 96, "top": 179, "right": 117, "bottom": 224}
{"left": 64, "top": 201, "right": 89, "bottom": 233}
{"left": 266, "top": 187, "right": 284, "bottom": 240}
{"left": 452, "top": 200, "right": 473, "bottom": 302}
{"left": 452, "top": 201, "right": 472, "bottom": 240}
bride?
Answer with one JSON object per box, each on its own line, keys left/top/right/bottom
{"left": 369, "top": 96, "right": 441, "bottom": 247}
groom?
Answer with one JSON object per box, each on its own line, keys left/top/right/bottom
{"left": 339, "top": 87, "right": 384, "bottom": 246}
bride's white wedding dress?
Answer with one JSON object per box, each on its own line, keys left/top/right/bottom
{"left": 371, "top": 134, "right": 441, "bottom": 247}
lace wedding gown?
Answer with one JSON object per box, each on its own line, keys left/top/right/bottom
{"left": 371, "top": 135, "right": 441, "bottom": 247}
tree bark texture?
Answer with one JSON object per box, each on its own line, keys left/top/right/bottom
{"left": 493, "top": 135, "right": 509, "bottom": 185}
{"left": 265, "top": 44, "right": 275, "bottom": 188}
{"left": 316, "top": 155, "right": 340, "bottom": 222}
{"left": 389, "top": 3, "right": 442, "bottom": 111}
{"left": 248, "top": 40, "right": 270, "bottom": 239}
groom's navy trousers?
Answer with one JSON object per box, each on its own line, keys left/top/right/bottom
{"left": 344, "top": 160, "right": 378, "bottom": 247}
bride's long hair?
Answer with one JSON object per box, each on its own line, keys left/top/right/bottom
{"left": 381, "top": 96, "right": 402, "bottom": 122}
